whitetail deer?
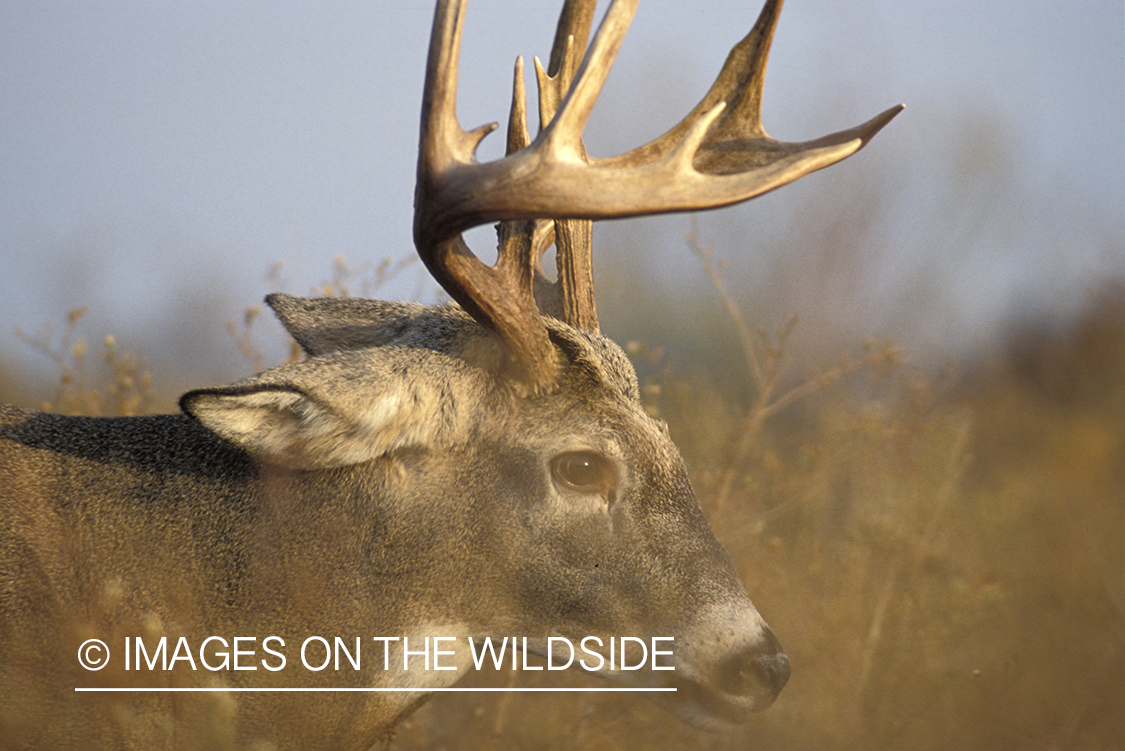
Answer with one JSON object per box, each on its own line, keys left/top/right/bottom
{"left": 0, "top": 0, "right": 900, "bottom": 748}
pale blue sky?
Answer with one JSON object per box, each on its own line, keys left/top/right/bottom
{"left": 2, "top": 1, "right": 1122, "bottom": 393}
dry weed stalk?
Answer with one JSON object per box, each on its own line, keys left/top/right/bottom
{"left": 15, "top": 307, "right": 152, "bottom": 416}
{"left": 314, "top": 252, "right": 417, "bottom": 299}
{"left": 687, "top": 223, "right": 900, "bottom": 510}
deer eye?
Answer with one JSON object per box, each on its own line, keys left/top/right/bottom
{"left": 551, "top": 451, "right": 612, "bottom": 494}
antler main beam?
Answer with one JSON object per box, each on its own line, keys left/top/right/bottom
{"left": 413, "top": 0, "right": 902, "bottom": 393}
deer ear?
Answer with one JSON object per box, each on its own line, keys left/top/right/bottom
{"left": 181, "top": 385, "right": 390, "bottom": 469}
{"left": 265, "top": 293, "right": 423, "bottom": 355}
{"left": 180, "top": 349, "right": 484, "bottom": 469}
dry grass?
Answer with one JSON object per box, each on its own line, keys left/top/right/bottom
{"left": 14, "top": 307, "right": 153, "bottom": 416}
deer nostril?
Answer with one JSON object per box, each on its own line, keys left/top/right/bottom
{"left": 721, "top": 627, "right": 790, "bottom": 698}
{"left": 759, "top": 648, "right": 791, "bottom": 694}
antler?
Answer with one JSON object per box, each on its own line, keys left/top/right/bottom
{"left": 414, "top": 0, "right": 903, "bottom": 393}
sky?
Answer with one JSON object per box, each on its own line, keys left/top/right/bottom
{"left": 1, "top": 0, "right": 1122, "bottom": 396}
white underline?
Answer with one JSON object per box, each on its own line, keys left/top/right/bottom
{"left": 75, "top": 687, "right": 676, "bottom": 693}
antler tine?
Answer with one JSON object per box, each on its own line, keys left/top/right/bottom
{"left": 536, "top": 0, "right": 598, "bottom": 333}
{"left": 414, "top": 0, "right": 902, "bottom": 394}
{"left": 602, "top": 0, "right": 903, "bottom": 176}
{"left": 493, "top": 1, "right": 599, "bottom": 333}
